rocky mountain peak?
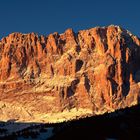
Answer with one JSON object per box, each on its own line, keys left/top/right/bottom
{"left": 0, "top": 25, "right": 140, "bottom": 123}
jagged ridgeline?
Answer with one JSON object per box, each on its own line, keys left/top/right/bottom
{"left": 0, "top": 25, "right": 140, "bottom": 123}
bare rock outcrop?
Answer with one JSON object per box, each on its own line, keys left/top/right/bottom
{"left": 0, "top": 25, "right": 140, "bottom": 123}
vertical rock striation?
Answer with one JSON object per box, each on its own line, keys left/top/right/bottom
{"left": 0, "top": 25, "right": 140, "bottom": 122}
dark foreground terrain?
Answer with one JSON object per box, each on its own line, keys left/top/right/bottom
{"left": 49, "top": 105, "right": 140, "bottom": 140}
{"left": 0, "top": 104, "right": 140, "bottom": 140}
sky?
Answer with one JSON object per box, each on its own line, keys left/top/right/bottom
{"left": 0, "top": 0, "right": 140, "bottom": 39}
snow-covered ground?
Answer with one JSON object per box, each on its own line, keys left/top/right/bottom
{"left": 0, "top": 122, "right": 54, "bottom": 139}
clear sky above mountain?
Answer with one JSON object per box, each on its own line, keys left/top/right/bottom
{"left": 0, "top": 0, "right": 140, "bottom": 39}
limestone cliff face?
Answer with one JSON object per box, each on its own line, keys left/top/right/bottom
{"left": 0, "top": 25, "right": 140, "bottom": 123}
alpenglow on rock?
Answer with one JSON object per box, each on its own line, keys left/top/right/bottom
{"left": 0, "top": 25, "right": 140, "bottom": 123}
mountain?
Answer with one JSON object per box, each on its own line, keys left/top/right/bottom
{"left": 0, "top": 25, "right": 140, "bottom": 123}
